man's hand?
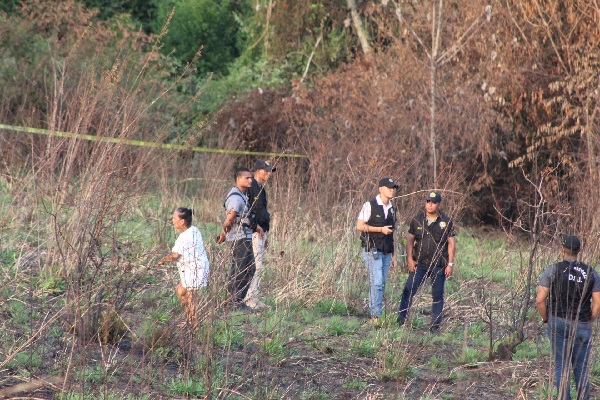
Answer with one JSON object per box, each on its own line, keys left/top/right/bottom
{"left": 445, "top": 264, "right": 453, "bottom": 277}
{"left": 256, "top": 225, "right": 265, "bottom": 239}
{"left": 536, "top": 286, "right": 550, "bottom": 323}
{"left": 407, "top": 258, "right": 416, "bottom": 273}
{"left": 216, "top": 232, "right": 226, "bottom": 244}
{"left": 381, "top": 225, "right": 393, "bottom": 235}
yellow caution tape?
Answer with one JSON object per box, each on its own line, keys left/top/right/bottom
{"left": 0, "top": 123, "right": 307, "bottom": 158}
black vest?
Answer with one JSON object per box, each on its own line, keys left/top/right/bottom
{"left": 549, "top": 260, "right": 595, "bottom": 322}
{"left": 360, "top": 198, "right": 395, "bottom": 253}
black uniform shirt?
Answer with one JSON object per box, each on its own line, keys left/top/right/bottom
{"left": 408, "top": 210, "right": 455, "bottom": 268}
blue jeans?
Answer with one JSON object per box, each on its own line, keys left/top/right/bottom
{"left": 547, "top": 316, "right": 592, "bottom": 400}
{"left": 362, "top": 250, "right": 392, "bottom": 318}
{"left": 397, "top": 265, "right": 446, "bottom": 328}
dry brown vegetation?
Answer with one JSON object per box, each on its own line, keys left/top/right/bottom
{"left": 1, "top": 0, "right": 600, "bottom": 399}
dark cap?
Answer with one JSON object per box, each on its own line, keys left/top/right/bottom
{"left": 426, "top": 191, "right": 442, "bottom": 204}
{"left": 562, "top": 235, "right": 581, "bottom": 252}
{"left": 252, "top": 160, "right": 276, "bottom": 172}
{"left": 379, "top": 177, "right": 398, "bottom": 189}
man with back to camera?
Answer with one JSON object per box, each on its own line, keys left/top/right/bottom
{"left": 217, "top": 167, "right": 264, "bottom": 310}
{"left": 536, "top": 235, "right": 600, "bottom": 400}
{"left": 397, "top": 191, "right": 455, "bottom": 333}
{"left": 244, "top": 160, "right": 275, "bottom": 310}
{"left": 357, "top": 177, "right": 398, "bottom": 325}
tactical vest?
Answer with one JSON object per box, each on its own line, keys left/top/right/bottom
{"left": 360, "top": 198, "right": 395, "bottom": 253}
{"left": 224, "top": 191, "right": 257, "bottom": 232}
{"left": 549, "top": 260, "right": 595, "bottom": 322}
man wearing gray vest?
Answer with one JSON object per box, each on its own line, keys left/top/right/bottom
{"left": 217, "top": 167, "right": 264, "bottom": 309}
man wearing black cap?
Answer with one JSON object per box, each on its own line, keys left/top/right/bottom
{"left": 536, "top": 235, "right": 600, "bottom": 400}
{"left": 244, "top": 160, "right": 276, "bottom": 309}
{"left": 397, "top": 191, "right": 455, "bottom": 333}
{"left": 357, "top": 177, "right": 398, "bottom": 324}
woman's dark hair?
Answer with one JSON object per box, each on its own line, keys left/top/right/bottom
{"left": 175, "top": 207, "right": 193, "bottom": 227}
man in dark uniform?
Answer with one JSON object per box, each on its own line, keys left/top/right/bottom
{"left": 397, "top": 191, "right": 455, "bottom": 333}
{"left": 244, "top": 160, "right": 275, "bottom": 309}
{"left": 536, "top": 235, "right": 600, "bottom": 400}
{"left": 357, "top": 177, "right": 398, "bottom": 324}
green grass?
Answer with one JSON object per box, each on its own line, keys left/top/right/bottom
{"left": 6, "top": 349, "right": 44, "bottom": 370}
{"left": 326, "top": 315, "right": 360, "bottom": 336}
{"left": 213, "top": 320, "right": 244, "bottom": 349}
{"left": 342, "top": 379, "right": 367, "bottom": 390}
{"left": 167, "top": 376, "right": 204, "bottom": 397}
{"left": 352, "top": 336, "right": 380, "bottom": 358}
{"left": 428, "top": 355, "right": 449, "bottom": 370}
{"left": 513, "top": 339, "right": 549, "bottom": 361}
{"left": 456, "top": 231, "right": 521, "bottom": 283}
{"left": 315, "top": 298, "right": 350, "bottom": 315}
{"left": 261, "top": 337, "right": 286, "bottom": 359}
{"left": 7, "top": 300, "right": 35, "bottom": 325}
{"left": 458, "top": 347, "right": 486, "bottom": 364}
{"left": 73, "top": 365, "right": 105, "bottom": 384}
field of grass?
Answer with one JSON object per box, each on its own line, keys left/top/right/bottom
{"left": 2, "top": 172, "right": 600, "bottom": 400}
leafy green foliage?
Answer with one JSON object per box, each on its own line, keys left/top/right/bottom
{"left": 0, "top": 0, "right": 18, "bottom": 13}
{"left": 79, "top": 0, "right": 159, "bottom": 32}
{"left": 154, "top": 0, "right": 244, "bottom": 76}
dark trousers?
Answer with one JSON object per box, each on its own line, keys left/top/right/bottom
{"left": 228, "top": 239, "right": 255, "bottom": 304}
{"left": 397, "top": 265, "right": 446, "bottom": 328}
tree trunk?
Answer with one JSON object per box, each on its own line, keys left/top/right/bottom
{"left": 346, "top": 0, "right": 372, "bottom": 58}
{"left": 430, "top": 59, "right": 438, "bottom": 185}
{"left": 429, "top": 0, "right": 443, "bottom": 185}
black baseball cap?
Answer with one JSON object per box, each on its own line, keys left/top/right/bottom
{"left": 379, "top": 177, "right": 399, "bottom": 189}
{"left": 562, "top": 235, "right": 581, "bottom": 252}
{"left": 252, "top": 160, "right": 276, "bottom": 172}
{"left": 426, "top": 191, "right": 442, "bottom": 204}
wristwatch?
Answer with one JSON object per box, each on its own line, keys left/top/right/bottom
{"left": 448, "top": 262, "right": 454, "bottom": 267}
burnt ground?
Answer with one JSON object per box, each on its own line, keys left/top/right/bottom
{"left": 0, "top": 306, "right": 560, "bottom": 400}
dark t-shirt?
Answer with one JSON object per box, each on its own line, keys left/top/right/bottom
{"left": 408, "top": 211, "right": 455, "bottom": 268}
{"left": 539, "top": 260, "right": 600, "bottom": 321}
{"left": 247, "top": 178, "right": 270, "bottom": 231}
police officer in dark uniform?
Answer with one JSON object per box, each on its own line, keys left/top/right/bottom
{"left": 397, "top": 191, "right": 455, "bottom": 333}
{"left": 536, "top": 235, "right": 600, "bottom": 400}
{"left": 357, "top": 177, "right": 398, "bottom": 324}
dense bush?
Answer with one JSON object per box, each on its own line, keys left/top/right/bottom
{"left": 152, "top": 0, "right": 245, "bottom": 76}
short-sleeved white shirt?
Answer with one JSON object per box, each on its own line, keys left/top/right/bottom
{"left": 172, "top": 226, "right": 210, "bottom": 289}
{"left": 357, "top": 194, "right": 393, "bottom": 222}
